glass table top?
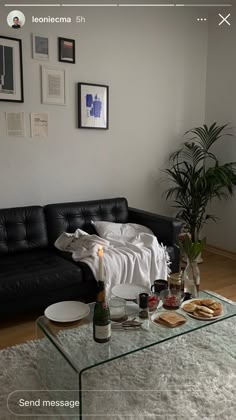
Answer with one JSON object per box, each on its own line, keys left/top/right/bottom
{"left": 37, "top": 291, "right": 236, "bottom": 375}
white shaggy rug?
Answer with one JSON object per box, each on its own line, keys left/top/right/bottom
{"left": 1, "top": 316, "right": 236, "bottom": 420}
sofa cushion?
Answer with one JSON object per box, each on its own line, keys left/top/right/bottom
{"left": 45, "top": 197, "right": 129, "bottom": 245}
{"left": 0, "top": 206, "right": 47, "bottom": 255}
{"left": 0, "top": 249, "right": 83, "bottom": 302}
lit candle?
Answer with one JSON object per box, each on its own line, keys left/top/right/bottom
{"left": 97, "top": 245, "right": 103, "bottom": 281}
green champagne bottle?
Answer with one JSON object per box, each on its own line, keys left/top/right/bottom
{"left": 93, "top": 280, "right": 111, "bottom": 343}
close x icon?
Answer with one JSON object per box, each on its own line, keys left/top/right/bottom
{"left": 218, "top": 13, "right": 231, "bottom": 26}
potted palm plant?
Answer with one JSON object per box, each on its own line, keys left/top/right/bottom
{"left": 164, "top": 122, "right": 236, "bottom": 242}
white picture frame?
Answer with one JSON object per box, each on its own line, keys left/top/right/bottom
{"left": 41, "top": 66, "right": 66, "bottom": 106}
{"left": 32, "top": 34, "right": 49, "bottom": 60}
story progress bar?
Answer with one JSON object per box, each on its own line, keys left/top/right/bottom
{"left": 4, "top": 3, "right": 232, "bottom": 6}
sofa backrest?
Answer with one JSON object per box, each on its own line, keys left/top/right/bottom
{"left": 45, "top": 197, "right": 129, "bottom": 245}
{"left": 0, "top": 206, "right": 48, "bottom": 255}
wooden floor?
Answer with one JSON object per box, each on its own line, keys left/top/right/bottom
{"left": 0, "top": 250, "right": 236, "bottom": 350}
{"left": 200, "top": 249, "right": 236, "bottom": 301}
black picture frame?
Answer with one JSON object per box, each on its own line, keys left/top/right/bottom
{"left": 78, "top": 83, "right": 109, "bottom": 130}
{"left": 0, "top": 36, "right": 24, "bottom": 102}
{"left": 58, "top": 37, "right": 75, "bottom": 64}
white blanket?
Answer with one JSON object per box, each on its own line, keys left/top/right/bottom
{"left": 55, "top": 229, "right": 170, "bottom": 296}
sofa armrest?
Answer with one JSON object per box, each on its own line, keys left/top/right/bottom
{"left": 128, "top": 207, "right": 183, "bottom": 273}
{"left": 128, "top": 207, "right": 182, "bottom": 245}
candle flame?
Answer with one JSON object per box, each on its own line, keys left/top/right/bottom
{"left": 97, "top": 245, "right": 103, "bottom": 257}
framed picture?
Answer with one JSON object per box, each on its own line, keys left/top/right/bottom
{"left": 0, "top": 36, "right": 24, "bottom": 102}
{"left": 58, "top": 37, "right": 75, "bottom": 63}
{"left": 78, "top": 83, "right": 109, "bottom": 129}
{"left": 32, "top": 34, "right": 49, "bottom": 60}
{"left": 41, "top": 66, "right": 66, "bottom": 106}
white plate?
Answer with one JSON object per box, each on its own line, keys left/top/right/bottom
{"left": 111, "top": 284, "right": 149, "bottom": 300}
{"left": 44, "top": 301, "right": 90, "bottom": 322}
{"left": 150, "top": 312, "right": 187, "bottom": 327}
{"left": 181, "top": 299, "right": 224, "bottom": 320}
{"left": 151, "top": 313, "right": 163, "bottom": 326}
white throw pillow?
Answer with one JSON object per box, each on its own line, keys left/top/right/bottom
{"left": 92, "top": 221, "right": 153, "bottom": 241}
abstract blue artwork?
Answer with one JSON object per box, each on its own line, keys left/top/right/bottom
{"left": 86, "top": 94, "right": 102, "bottom": 118}
{"left": 78, "top": 83, "right": 109, "bottom": 129}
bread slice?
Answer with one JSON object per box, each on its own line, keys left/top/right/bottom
{"left": 196, "top": 305, "right": 214, "bottom": 314}
{"left": 192, "top": 299, "right": 202, "bottom": 305}
{"left": 201, "top": 298, "right": 215, "bottom": 306}
{"left": 212, "top": 303, "right": 223, "bottom": 316}
{"left": 156, "top": 312, "right": 186, "bottom": 328}
{"left": 182, "top": 303, "right": 197, "bottom": 313}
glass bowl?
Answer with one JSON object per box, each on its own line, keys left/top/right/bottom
{"left": 147, "top": 293, "right": 160, "bottom": 312}
{"left": 160, "top": 289, "right": 182, "bottom": 310}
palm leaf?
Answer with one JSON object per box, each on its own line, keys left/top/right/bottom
{"left": 163, "top": 123, "right": 236, "bottom": 239}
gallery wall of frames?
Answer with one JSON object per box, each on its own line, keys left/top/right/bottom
{"left": 0, "top": 6, "right": 209, "bottom": 233}
{"left": 0, "top": 33, "right": 109, "bottom": 133}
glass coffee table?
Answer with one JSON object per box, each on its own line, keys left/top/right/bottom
{"left": 36, "top": 291, "right": 236, "bottom": 419}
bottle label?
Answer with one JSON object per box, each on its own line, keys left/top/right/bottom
{"left": 95, "top": 324, "right": 111, "bottom": 340}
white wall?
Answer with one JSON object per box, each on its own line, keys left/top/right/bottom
{"left": 205, "top": 6, "right": 236, "bottom": 252}
{"left": 0, "top": 6, "right": 207, "bottom": 214}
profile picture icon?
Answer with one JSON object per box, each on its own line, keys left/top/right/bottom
{"left": 7, "top": 10, "right": 25, "bottom": 29}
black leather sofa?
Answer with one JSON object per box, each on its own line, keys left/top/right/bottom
{"left": 0, "top": 197, "right": 182, "bottom": 316}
